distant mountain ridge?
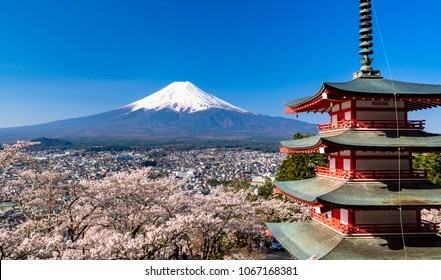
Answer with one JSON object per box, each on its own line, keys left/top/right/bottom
{"left": 31, "top": 137, "right": 74, "bottom": 148}
{"left": 0, "top": 82, "right": 317, "bottom": 144}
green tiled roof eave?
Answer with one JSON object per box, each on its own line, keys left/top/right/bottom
{"left": 283, "top": 78, "right": 441, "bottom": 110}
{"left": 319, "top": 180, "right": 441, "bottom": 207}
{"left": 325, "top": 78, "right": 441, "bottom": 95}
{"left": 281, "top": 131, "right": 441, "bottom": 151}
{"left": 274, "top": 177, "right": 345, "bottom": 203}
{"left": 284, "top": 84, "right": 326, "bottom": 108}
{"left": 267, "top": 222, "right": 441, "bottom": 260}
{"left": 266, "top": 221, "right": 344, "bottom": 260}
{"left": 284, "top": 96, "right": 312, "bottom": 108}
{"left": 326, "top": 131, "right": 441, "bottom": 150}
{"left": 280, "top": 135, "right": 323, "bottom": 150}
{"left": 275, "top": 177, "right": 441, "bottom": 207}
{"left": 323, "top": 234, "right": 441, "bottom": 260}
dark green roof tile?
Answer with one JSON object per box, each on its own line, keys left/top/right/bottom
{"left": 326, "top": 78, "right": 441, "bottom": 95}
{"left": 280, "top": 135, "right": 322, "bottom": 150}
{"left": 274, "top": 177, "right": 344, "bottom": 203}
{"left": 327, "top": 130, "right": 441, "bottom": 149}
{"left": 285, "top": 78, "right": 441, "bottom": 108}
{"left": 266, "top": 221, "right": 343, "bottom": 260}
{"left": 281, "top": 130, "right": 441, "bottom": 151}
{"left": 275, "top": 178, "right": 441, "bottom": 207}
{"left": 267, "top": 221, "right": 441, "bottom": 259}
{"left": 284, "top": 95, "right": 319, "bottom": 108}
{"left": 323, "top": 234, "right": 441, "bottom": 260}
{"left": 320, "top": 180, "right": 441, "bottom": 207}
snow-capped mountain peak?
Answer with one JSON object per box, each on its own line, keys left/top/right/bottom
{"left": 125, "top": 81, "right": 248, "bottom": 113}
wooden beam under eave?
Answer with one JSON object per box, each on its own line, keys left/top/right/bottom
{"left": 416, "top": 101, "right": 441, "bottom": 109}
{"left": 406, "top": 103, "right": 421, "bottom": 111}
{"left": 319, "top": 107, "right": 330, "bottom": 113}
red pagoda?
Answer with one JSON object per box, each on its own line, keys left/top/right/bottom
{"left": 267, "top": 0, "right": 441, "bottom": 259}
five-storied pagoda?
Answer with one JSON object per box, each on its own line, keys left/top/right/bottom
{"left": 267, "top": 0, "right": 441, "bottom": 259}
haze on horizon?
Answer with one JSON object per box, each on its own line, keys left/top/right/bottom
{"left": 1, "top": 0, "right": 440, "bottom": 132}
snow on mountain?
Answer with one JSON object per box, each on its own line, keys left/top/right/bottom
{"left": 124, "top": 81, "right": 248, "bottom": 113}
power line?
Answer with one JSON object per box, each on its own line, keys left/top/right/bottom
{"left": 371, "top": 0, "right": 407, "bottom": 260}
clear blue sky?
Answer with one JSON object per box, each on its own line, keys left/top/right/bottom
{"left": 1, "top": 0, "right": 441, "bottom": 131}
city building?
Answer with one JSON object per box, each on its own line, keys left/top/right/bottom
{"left": 267, "top": 0, "right": 441, "bottom": 259}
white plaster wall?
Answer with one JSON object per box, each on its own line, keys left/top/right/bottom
{"left": 329, "top": 158, "right": 336, "bottom": 169}
{"left": 340, "top": 209, "right": 349, "bottom": 225}
{"left": 343, "top": 159, "right": 351, "bottom": 170}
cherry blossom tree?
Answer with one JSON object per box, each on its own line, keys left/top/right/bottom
{"left": 1, "top": 142, "right": 305, "bottom": 260}
{"left": 180, "top": 189, "right": 262, "bottom": 260}
{"left": 0, "top": 141, "right": 38, "bottom": 169}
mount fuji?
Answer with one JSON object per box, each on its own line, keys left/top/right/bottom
{"left": 125, "top": 81, "right": 248, "bottom": 114}
{"left": 0, "top": 82, "right": 317, "bottom": 144}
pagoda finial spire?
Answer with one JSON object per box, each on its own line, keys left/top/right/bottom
{"left": 353, "top": 0, "right": 381, "bottom": 79}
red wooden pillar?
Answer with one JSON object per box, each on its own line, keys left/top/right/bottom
{"left": 348, "top": 209, "right": 354, "bottom": 228}
{"left": 332, "top": 208, "right": 341, "bottom": 228}
{"left": 350, "top": 150, "right": 356, "bottom": 175}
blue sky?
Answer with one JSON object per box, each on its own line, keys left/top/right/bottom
{"left": 1, "top": 0, "right": 441, "bottom": 131}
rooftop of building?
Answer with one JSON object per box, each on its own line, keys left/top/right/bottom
{"left": 284, "top": 78, "right": 441, "bottom": 114}
{"left": 274, "top": 177, "right": 441, "bottom": 207}
{"left": 267, "top": 221, "right": 441, "bottom": 260}
{"left": 280, "top": 130, "right": 441, "bottom": 153}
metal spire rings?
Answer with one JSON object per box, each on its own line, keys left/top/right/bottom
{"left": 359, "top": 0, "right": 374, "bottom": 67}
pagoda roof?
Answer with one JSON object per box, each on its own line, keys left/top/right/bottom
{"left": 267, "top": 221, "right": 441, "bottom": 260}
{"left": 285, "top": 78, "right": 441, "bottom": 113}
{"left": 275, "top": 177, "right": 344, "bottom": 204}
{"left": 280, "top": 130, "right": 441, "bottom": 152}
{"left": 274, "top": 177, "right": 441, "bottom": 207}
{"left": 327, "top": 78, "right": 441, "bottom": 96}
{"left": 266, "top": 221, "right": 343, "bottom": 260}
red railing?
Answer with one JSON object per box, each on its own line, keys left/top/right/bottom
{"left": 315, "top": 166, "right": 428, "bottom": 180}
{"left": 317, "top": 119, "right": 359, "bottom": 131}
{"left": 311, "top": 211, "right": 347, "bottom": 233}
{"left": 315, "top": 166, "right": 348, "bottom": 179}
{"left": 317, "top": 119, "right": 425, "bottom": 132}
{"left": 311, "top": 211, "right": 438, "bottom": 234}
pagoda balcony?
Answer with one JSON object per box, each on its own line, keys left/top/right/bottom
{"left": 315, "top": 166, "right": 428, "bottom": 181}
{"left": 317, "top": 119, "right": 425, "bottom": 133}
{"left": 311, "top": 212, "right": 438, "bottom": 235}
